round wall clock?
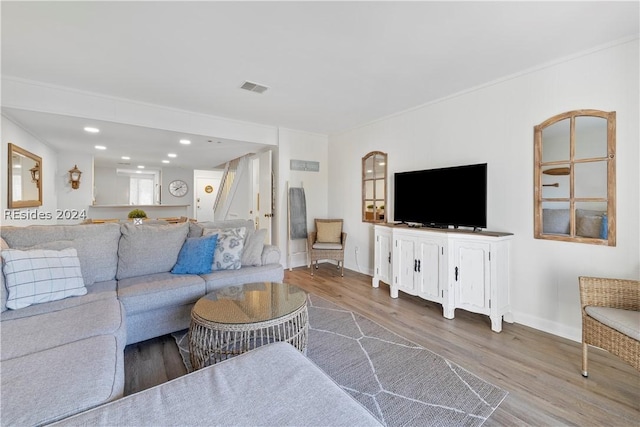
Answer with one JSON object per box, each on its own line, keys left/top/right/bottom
{"left": 169, "top": 179, "right": 188, "bottom": 197}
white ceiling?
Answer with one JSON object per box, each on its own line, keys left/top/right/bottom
{"left": 2, "top": 1, "right": 638, "bottom": 169}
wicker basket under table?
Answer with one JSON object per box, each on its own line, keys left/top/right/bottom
{"left": 189, "top": 282, "right": 308, "bottom": 370}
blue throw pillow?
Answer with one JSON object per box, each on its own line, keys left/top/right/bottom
{"left": 171, "top": 234, "right": 218, "bottom": 275}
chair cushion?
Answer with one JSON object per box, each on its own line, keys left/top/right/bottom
{"left": 316, "top": 220, "right": 342, "bottom": 243}
{"left": 585, "top": 306, "right": 640, "bottom": 341}
{"left": 2, "top": 248, "right": 86, "bottom": 310}
{"left": 312, "top": 242, "right": 343, "bottom": 250}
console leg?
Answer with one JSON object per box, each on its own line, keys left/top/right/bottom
{"left": 390, "top": 287, "right": 399, "bottom": 298}
{"left": 490, "top": 316, "right": 503, "bottom": 333}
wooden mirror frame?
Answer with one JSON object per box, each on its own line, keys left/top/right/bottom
{"left": 534, "top": 110, "right": 616, "bottom": 246}
{"left": 362, "top": 151, "right": 387, "bottom": 223}
{"left": 8, "top": 143, "right": 43, "bottom": 209}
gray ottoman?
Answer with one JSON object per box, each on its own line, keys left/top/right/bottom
{"left": 52, "top": 342, "right": 382, "bottom": 426}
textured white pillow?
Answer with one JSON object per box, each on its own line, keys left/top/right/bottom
{"left": 2, "top": 248, "right": 86, "bottom": 310}
{"left": 203, "top": 227, "right": 246, "bottom": 270}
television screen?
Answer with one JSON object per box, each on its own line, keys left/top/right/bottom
{"left": 394, "top": 163, "right": 487, "bottom": 229}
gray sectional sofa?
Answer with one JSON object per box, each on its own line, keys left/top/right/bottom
{"left": 0, "top": 219, "right": 290, "bottom": 425}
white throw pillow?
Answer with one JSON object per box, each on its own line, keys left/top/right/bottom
{"left": 2, "top": 248, "right": 86, "bottom": 310}
{"left": 203, "top": 227, "right": 246, "bottom": 270}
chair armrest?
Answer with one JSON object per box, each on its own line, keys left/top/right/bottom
{"left": 579, "top": 276, "right": 640, "bottom": 312}
{"left": 341, "top": 232, "right": 347, "bottom": 248}
{"left": 307, "top": 232, "right": 317, "bottom": 249}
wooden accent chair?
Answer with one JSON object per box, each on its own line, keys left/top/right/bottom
{"left": 307, "top": 219, "right": 347, "bottom": 276}
{"left": 579, "top": 276, "right": 639, "bottom": 377}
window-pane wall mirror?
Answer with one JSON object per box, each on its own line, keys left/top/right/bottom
{"left": 7, "top": 143, "right": 43, "bottom": 209}
{"left": 534, "top": 110, "right": 616, "bottom": 246}
{"left": 362, "top": 151, "right": 387, "bottom": 223}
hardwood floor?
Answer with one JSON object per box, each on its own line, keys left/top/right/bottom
{"left": 124, "top": 264, "right": 639, "bottom": 426}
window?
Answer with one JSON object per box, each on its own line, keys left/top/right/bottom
{"left": 117, "top": 168, "right": 161, "bottom": 205}
{"left": 534, "top": 110, "right": 616, "bottom": 245}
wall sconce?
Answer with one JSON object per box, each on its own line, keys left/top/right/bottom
{"left": 69, "top": 165, "right": 82, "bottom": 189}
{"left": 30, "top": 164, "right": 40, "bottom": 188}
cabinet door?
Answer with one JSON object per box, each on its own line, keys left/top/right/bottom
{"left": 394, "top": 235, "right": 417, "bottom": 295}
{"left": 416, "top": 238, "right": 443, "bottom": 302}
{"left": 453, "top": 240, "right": 490, "bottom": 314}
{"left": 374, "top": 229, "right": 392, "bottom": 284}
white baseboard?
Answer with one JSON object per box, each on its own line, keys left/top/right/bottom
{"left": 511, "top": 310, "right": 581, "bottom": 343}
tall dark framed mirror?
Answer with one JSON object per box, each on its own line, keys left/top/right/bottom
{"left": 534, "top": 110, "right": 616, "bottom": 246}
{"left": 8, "top": 143, "right": 43, "bottom": 209}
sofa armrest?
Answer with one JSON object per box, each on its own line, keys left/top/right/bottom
{"left": 261, "top": 244, "right": 281, "bottom": 265}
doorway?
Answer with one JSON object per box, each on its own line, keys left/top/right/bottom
{"left": 194, "top": 170, "right": 222, "bottom": 222}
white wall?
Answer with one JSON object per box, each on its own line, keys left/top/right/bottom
{"left": 161, "top": 167, "right": 195, "bottom": 216}
{"left": 1, "top": 115, "right": 58, "bottom": 225}
{"left": 55, "top": 151, "right": 94, "bottom": 224}
{"left": 277, "top": 128, "right": 329, "bottom": 268}
{"left": 328, "top": 39, "right": 640, "bottom": 341}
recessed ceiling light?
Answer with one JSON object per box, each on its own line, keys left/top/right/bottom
{"left": 168, "top": 153, "right": 177, "bottom": 158}
{"left": 162, "top": 160, "right": 170, "bottom": 164}
{"left": 84, "top": 127, "right": 100, "bottom": 133}
{"left": 137, "top": 165, "right": 145, "bottom": 169}
{"left": 121, "top": 156, "right": 130, "bottom": 160}
{"left": 95, "top": 145, "right": 106, "bottom": 150}
{"left": 136, "top": 170, "right": 142, "bottom": 174}
{"left": 179, "top": 139, "right": 191, "bottom": 145}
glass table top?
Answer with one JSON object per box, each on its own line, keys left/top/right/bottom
{"left": 193, "top": 282, "right": 307, "bottom": 325}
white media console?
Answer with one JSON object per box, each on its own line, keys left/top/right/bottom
{"left": 372, "top": 224, "right": 514, "bottom": 332}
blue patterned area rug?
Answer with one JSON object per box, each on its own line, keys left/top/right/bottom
{"left": 173, "top": 294, "right": 508, "bottom": 426}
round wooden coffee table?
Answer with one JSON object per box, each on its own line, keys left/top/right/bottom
{"left": 189, "top": 282, "right": 308, "bottom": 370}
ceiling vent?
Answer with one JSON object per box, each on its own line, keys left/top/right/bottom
{"left": 240, "top": 81, "right": 269, "bottom": 94}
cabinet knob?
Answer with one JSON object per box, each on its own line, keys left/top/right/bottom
{"left": 455, "top": 266, "right": 459, "bottom": 281}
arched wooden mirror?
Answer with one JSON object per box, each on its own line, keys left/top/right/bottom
{"left": 362, "top": 151, "right": 387, "bottom": 223}
{"left": 534, "top": 110, "right": 615, "bottom": 245}
{"left": 8, "top": 143, "right": 43, "bottom": 209}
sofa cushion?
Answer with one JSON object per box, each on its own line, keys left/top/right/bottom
{"left": 1, "top": 335, "right": 124, "bottom": 426}
{"left": 171, "top": 234, "right": 218, "bottom": 275}
{"left": 201, "top": 264, "right": 284, "bottom": 293}
{"left": 117, "top": 222, "right": 189, "bottom": 279}
{"left": 1, "top": 297, "right": 125, "bottom": 361}
{"left": 242, "top": 228, "right": 267, "bottom": 266}
{"left": 542, "top": 209, "right": 570, "bottom": 234}
{"left": 203, "top": 227, "right": 246, "bottom": 271}
{"left": 585, "top": 306, "right": 640, "bottom": 341}
{"left": 188, "top": 219, "right": 254, "bottom": 238}
{"left": 0, "top": 281, "right": 116, "bottom": 322}
{"left": 2, "top": 248, "right": 86, "bottom": 310}
{"left": 1, "top": 224, "right": 121, "bottom": 284}
{"left": 576, "top": 209, "right": 604, "bottom": 238}
{"left": 50, "top": 342, "right": 382, "bottom": 427}
{"left": 117, "top": 272, "right": 205, "bottom": 315}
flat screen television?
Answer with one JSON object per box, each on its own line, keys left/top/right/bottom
{"left": 394, "top": 163, "right": 487, "bottom": 229}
